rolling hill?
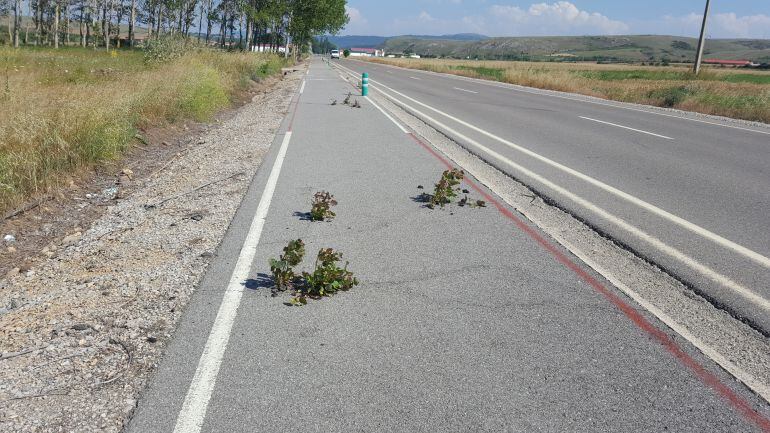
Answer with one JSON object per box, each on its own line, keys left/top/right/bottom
{"left": 381, "top": 35, "right": 770, "bottom": 63}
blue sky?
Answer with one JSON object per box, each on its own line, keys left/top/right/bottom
{"left": 342, "top": 1, "right": 770, "bottom": 38}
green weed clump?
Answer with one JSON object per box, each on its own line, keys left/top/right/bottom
{"left": 0, "top": 46, "right": 287, "bottom": 213}
{"left": 429, "top": 168, "right": 464, "bottom": 208}
{"left": 269, "top": 239, "right": 306, "bottom": 291}
{"left": 293, "top": 248, "right": 358, "bottom": 305}
{"left": 310, "top": 191, "right": 337, "bottom": 221}
{"left": 268, "top": 242, "right": 359, "bottom": 306}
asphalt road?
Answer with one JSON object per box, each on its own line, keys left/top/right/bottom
{"left": 126, "top": 58, "right": 770, "bottom": 432}
{"left": 335, "top": 58, "right": 770, "bottom": 334}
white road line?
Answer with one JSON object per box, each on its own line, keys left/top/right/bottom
{"left": 299, "top": 80, "right": 306, "bottom": 94}
{"left": 338, "top": 65, "right": 770, "bottom": 270}
{"left": 368, "top": 97, "right": 409, "bottom": 133}
{"left": 454, "top": 87, "right": 478, "bottom": 94}
{"left": 409, "top": 76, "right": 421, "bottom": 80}
{"left": 362, "top": 81, "right": 770, "bottom": 313}
{"left": 335, "top": 61, "right": 770, "bottom": 405}
{"left": 173, "top": 131, "right": 292, "bottom": 433}
{"left": 559, "top": 238, "right": 770, "bottom": 403}
{"left": 350, "top": 59, "right": 770, "bottom": 137}
{"left": 331, "top": 62, "right": 770, "bottom": 307}
{"left": 579, "top": 116, "right": 674, "bottom": 140}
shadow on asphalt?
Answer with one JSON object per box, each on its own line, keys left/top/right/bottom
{"left": 243, "top": 273, "right": 273, "bottom": 291}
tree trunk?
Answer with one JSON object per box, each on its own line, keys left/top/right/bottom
{"left": 196, "top": 0, "right": 203, "bottom": 43}
{"left": 35, "top": 0, "right": 41, "bottom": 45}
{"left": 54, "top": 2, "right": 59, "bottom": 48}
{"left": 219, "top": 9, "right": 226, "bottom": 48}
{"left": 79, "top": 4, "right": 85, "bottom": 47}
{"left": 155, "top": 3, "right": 162, "bottom": 39}
{"left": 102, "top": 0, "right": 109, "bottom": 48}
{"left": 12, "top": 0, "right": 20, "bottom": 47}
{"left": 238, "top": 14, "right": 243, "bottom": 50}
{"left": 128, "top": 0, "right": 135, "bottom": 47}
{"left": 64, "top": 1, "right": 70, "bottom": 45}
{"left": 204, "top": 0, "right": 211, "bottom": 44}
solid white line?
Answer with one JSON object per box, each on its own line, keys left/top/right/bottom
{"left": 368, "top": 97, "right": 409, "bottom": 133}
{"left": 336, "top": 65, "right": 770, "bottom": 270}
{"left": 558, "top": 237, "right": 770, "bottom": 403}
{"left": 173, "top": 131, "right": 292, "bottom": 433}
{"left": 352, "top": 59, "right": 770, "bottom": 137}
{"left": 357, "top": 81, "right": 770, "bottom": 313}
{"left": 299, "top": 80, "right": 306, "bottom": 94}
{"left": 336, "top": 63, "right": 770, "bottom": 405}
{"left": 454, "top": 87, "right": 478, "bottom": 94}
{"left": 579, "top": 116, "right": 674, "bottom": 140}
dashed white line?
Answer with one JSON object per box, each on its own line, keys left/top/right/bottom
{"left": 172, "top": 131, "right": 292, "bottom": 433}
{"left": 409, "top": 76, "right": 421, "bottom": 80}
{"left": 331, "top": 62, "right": 770, "bottom": 305}
{"left": 366, "top": 81, "right": 770, "bottom": 313}
{"left": 348, "top": 59, "right": 770, "bottom": 137}
{"left": 579, "top": 116, "right": 674, "bottom": 140}
{"left": 454, "top": 87, "right": 478, "bottom": 94}
{"left": 299, "top": 80, "right": 306, "bottom": 94}
{"left": 355, "top": 69, "right": 770, "bottom": 270}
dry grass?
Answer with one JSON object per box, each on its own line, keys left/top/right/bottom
{"left": 366, "top": 58, "right": 770, "bottom": 124}
{"left": 0, "top": 46, "right": 285, "bottom": 213}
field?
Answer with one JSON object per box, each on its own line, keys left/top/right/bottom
{"left": 0, "top": 46, "right": 285, "bottom": 213}
{"left": 380, "top": 35, "right": 770, "bottom": 64}
{"left": 365, "top": 58, "right": 770, "bottom": 123}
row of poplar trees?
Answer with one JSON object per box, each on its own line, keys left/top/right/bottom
{"left": 1, "top": 0, "right": 348, "bottom": 51}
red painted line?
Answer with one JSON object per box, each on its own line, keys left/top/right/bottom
{"left": 406, "top": 132, "right": 770, "bottom": 432}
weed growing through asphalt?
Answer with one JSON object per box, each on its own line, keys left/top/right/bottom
{"left": 291, "top": 248, "right": 359, "bottom": 305}
{"left": 352, "top": 99, "right": 361, "bottom": 108}
{"left": 330, "top": 99, "right": 337, "bottom": 105}
{"left": 269, "top": 244, "right": 359, "bottom": 306}
{"left": 417, "top": 169, "right": 486, "bottom": 210}
{"left": 310, "top": 191, "right": 338, "bottom": 221}
{"left": 343, "top": 92, "right": 352, "bottom": 105}
{"left": 429, "top": 168, "right": 464, "bottom": 208}
{"left": 269, "top": 239, "right": 305, "bottom": 292}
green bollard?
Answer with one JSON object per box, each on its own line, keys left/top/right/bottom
{"left": 362, "top": 72, "right": 369, "bottom": 97}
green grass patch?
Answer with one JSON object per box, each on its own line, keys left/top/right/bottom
{"left": 450, "top": 65, "right": 506, "bottom": 81}
{"left": 575, "top": 70, "right": 694, "bottom": 81}
{"left": 720, "top": 74, "right": 770, "bottom": 85}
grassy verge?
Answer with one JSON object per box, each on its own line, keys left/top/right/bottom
{"left": 365, "top": 58, "right": 770, "bottom": 124}
{"left": 0, "top": 46, "right": 286, "bottom": 213}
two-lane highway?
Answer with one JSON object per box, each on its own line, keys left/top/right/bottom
{"left": 337, "top": 58, "right": 770, "bottom": 332}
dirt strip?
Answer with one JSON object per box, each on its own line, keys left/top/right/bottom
{"left": 0, "top": 67, "right": 303, "bottom": 432}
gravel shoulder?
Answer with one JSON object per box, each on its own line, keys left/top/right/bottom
{"left": 0, "top": 66, "right": 303, "bottom": 432}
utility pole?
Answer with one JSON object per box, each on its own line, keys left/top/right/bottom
{"left": 693, "top": 0, "right": 711, "bottom": 75}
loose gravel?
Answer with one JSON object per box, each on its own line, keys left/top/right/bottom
{"left": 0, "top": 68, "right": 302, "bottom": 432}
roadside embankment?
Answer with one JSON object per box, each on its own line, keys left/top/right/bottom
{"left": 0, "top": 63, "right": 303, "bottom": 433}
{"left": 0, "top": 46, "right": 286, "bottom": 214}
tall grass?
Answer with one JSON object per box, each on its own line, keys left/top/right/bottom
{"left": 0, "top": 47, "right": 285, "bottom": 213}
{"left": 366, "top": 58, "right": 770, "bottom": 124}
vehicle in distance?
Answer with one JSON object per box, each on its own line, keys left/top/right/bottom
{"left": 330, "top": 49, "right": 340, "bottom": 59}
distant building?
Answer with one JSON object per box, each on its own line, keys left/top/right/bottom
{"left": 349, "top": 47, "right": 385, "bottom": 57}
{"left": 703, "top": 59, "right": 759, "bottom": 67}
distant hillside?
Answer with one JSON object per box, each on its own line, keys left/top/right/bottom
{"left": 381, "top": 35, "right": 770, "bottom": 63}
{"left": 327, "top": 33, "right": 488, "bottom": 49}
